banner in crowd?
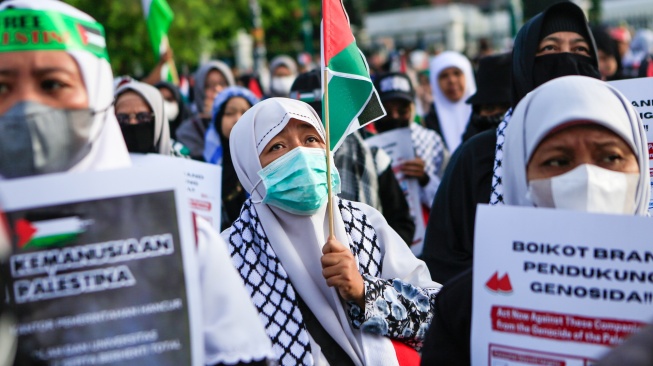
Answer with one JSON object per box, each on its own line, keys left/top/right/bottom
{"left": 366, "top": 128, "right": 426, "bottom": 256}
{"left": 0, "top": 166, "right": 202, "bottom": 366}
{"left": 609, "top": 77, "right": 653, "bottom": 213}
{"left": 472, "top": 205, "right": 653, "bottom": 365}
{"left": 130, "top": 154, "right": 222, "bottom": 231}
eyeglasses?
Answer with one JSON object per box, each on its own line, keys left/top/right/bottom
{"left": 115, "top": 112, "right": 155, "bottom": 125}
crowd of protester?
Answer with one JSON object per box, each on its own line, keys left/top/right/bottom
{"left": 2, "top": 0, "right": 653, "bottom": 365}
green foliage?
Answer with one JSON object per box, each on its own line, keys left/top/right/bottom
{"left": 65, "top": 0, "right": 313, "bottom": 76}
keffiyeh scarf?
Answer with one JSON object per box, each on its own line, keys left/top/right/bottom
{"left": 227, "top": 198, "right": 382, "bottom": 365}
{"left": 489, "top": 109, "right": 513, "bottom": 205}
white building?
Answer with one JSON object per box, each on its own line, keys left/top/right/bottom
{"left": 363, "top": 3, "right": 511, "bottom": 54}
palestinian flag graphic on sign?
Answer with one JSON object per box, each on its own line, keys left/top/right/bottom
{"left": 321, "top": 0, "right": 385, "bottom": 151}
{"left": 15, "top": 217, "right": 91, "bottom": 250}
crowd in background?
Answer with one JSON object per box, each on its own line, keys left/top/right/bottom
{"left": 2, "top": 0, "right": 653, "bottom": 365}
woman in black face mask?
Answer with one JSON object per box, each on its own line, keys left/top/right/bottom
{"left": 115, "top": 81, "right": 184, "bottom": 157}
{"left": 421, "top": 1, "right": 600, "bottom": 286}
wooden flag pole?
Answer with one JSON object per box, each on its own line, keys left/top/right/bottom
{"left": 323, "top": 68, "right": 335, "bottom": 239}
{"left": 163, "top": 37, "right": 180, "bottom": 85}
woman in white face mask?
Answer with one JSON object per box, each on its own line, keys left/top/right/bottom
{"left": 420, "top": 75, "right": 649, "bottom": 366}
{"left": 225, "top": 97, "right": 441, "bottom": 366}
{"left": 0, "top": 1, "right": 274, "bottom": 364}
{"left": 503, "top": 75, "right": 649, "bottom": 215}
{"left": 268, "top": 55, "right": 297, "bottom": 98}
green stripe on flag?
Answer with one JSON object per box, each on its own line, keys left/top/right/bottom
{"left": 326, "top": 76, "right": 372, "bottom": 150}
{"left": 23, "top": 233, "right": 80, "bottom": 250}
{"left": 327, "top": 41, "right": 368, "bottom": 77}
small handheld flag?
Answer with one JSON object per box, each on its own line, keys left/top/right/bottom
{"left": 321, "top": 0, "right": 386, "bottom": 236}
{"left": 321, "top": 0, "right": 386, "bottom": 152}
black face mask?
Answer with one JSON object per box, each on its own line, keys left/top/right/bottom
{"left": 120, "top": 123, "right": 156, "bottom": 153}
{"left": 533, "top": 53, "right": 600, "bottom": 89}
{"left": 469, "top": 112, "right": 504, "bottom": 131}
{"left": 375, "top": 118, "right": 409, "bottom": 133}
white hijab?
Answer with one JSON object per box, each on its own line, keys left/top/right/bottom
{"left": 503, "top": 75, "right": 650, "bottom": 215}
{"left": 229, "top": 98, "right": 397, "bottom": 365}
{"left": 0, "top": 0, "right": 130, "bottom": 173}
{"left": 429, "top": 51, "right": 476, "bottom": 152}
{"left": 115, "top": 81, "right": 172, "bottom": 156}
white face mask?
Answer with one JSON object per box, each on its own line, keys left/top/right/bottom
{"left": 527, "top": 164, "right": 639, "bottom": 215}
{"left": 270, "top": 76, "right": 295, "bottom": 97}
{"left": 163, "top": 100, "right": 179, "bottom": 122}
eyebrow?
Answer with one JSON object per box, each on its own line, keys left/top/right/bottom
{"left": 541, "top": 36, "right": 588, "bottom": 44}
{"left": 0, "top": 67, "right": 76, "bottom": 77}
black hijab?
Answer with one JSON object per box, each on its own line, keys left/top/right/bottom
{"left": 511, "top": 1, "right": 599, "bottom": 107}
{"left": 422, "top": 1, "right": 601, "bottom": 285}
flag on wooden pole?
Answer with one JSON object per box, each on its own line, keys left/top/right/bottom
{"left": 321, "top": 0, "right": 385, "bottom": 152}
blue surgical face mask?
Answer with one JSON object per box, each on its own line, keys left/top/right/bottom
{"left": 254, "top": 146, "right": 341, "bottom": 215}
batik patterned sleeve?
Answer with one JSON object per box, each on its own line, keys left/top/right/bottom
{"left": 346, "top": 274, "right": 439, "bottom": 351}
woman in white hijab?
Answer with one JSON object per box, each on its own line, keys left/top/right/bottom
{"left": 425, "top": 51, "right": 477, "bottom": 152}
{"left": 421, "top": 75, "right": 649, "bottom": 365}
{"left": 115, "top": 80, "right": 174, "bottom": 156}
{"left": 503, "top": 75, "right": 649, "bottom": 215}
{"left": 224, "top": 97, "right": 441, "bottom": 366}
{"left": 0, "top": 1, "right": 273, "bottom": 365}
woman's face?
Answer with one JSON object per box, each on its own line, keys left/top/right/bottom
{"left": 536, "top": 31, "right": 591, "bottom": 57}
{"left": 259, "top": 118, "right": 325, "bottom": 168}
{"left": 0, "top": 51, "right": 88, "bottom": 114}
{"left": 221, "top": 96, "right": 251, "bottom": 139}
{"left": 597, "top": 49, "right": 618, "bottom": 80}
{"left": 203, "top": 69, "right": 228, "bottom": 115}
{"left": 526, "top": 123, "right": 639, "bottom": 182}
{"left": 437, "top": 67, "right": 465, "bottom": 102}
{"left": 114, "top": 91, "right": 153, "bottom": 125}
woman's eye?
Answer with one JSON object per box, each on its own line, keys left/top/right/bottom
{"left": 543, "top": 158, "right": 569, "bottom": 167}
{"left": 603, "top": 154, "right": 623, "bottom": 163}
{"left": 269, "top": 143, "right": 283, "bottom": 152}
{"left": 306, "top": 136, "right": 319, "bottom": 144}
{"left": 0, "top": 83, "right": 10, "bottom": 95}
{"left": 41, "top": 79, "right": 65, "bottom": 92}
{"left": 539, "top": 45, "right": 556, "bottom": 53}
{"left": 574, "top": 46, "right": 590, "bottom": 55}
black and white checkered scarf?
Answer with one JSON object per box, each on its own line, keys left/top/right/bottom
{"left": 226, "top": 198, "right": 382, "bottom": 365}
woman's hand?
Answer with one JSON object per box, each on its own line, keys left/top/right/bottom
{"left": 401, "top": 157, "right": 430, "bottom": 186}
{"left": 321, "top": 237, "right": 365, "bottom": 308}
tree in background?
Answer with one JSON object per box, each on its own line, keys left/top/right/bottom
{"left": 65, "top": 0, "right": 311, "bottom": 77}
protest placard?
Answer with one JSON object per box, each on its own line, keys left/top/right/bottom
{"left": 0, "top": 166, "right": 202, "bottom": 366}
{"left": 610, "top": 77, "right": 653, "bottom": 213}
{"left": 472, "top": 205, "right": 653, "bottom": 365}
{"left": 365, "top": 128, "right": 426, "bottom": 255}
{"left": 130, "top": 154, "right": 222, "bottom": 232}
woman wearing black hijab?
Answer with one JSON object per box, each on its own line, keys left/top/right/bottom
{"left": 421, "top": 1, "right": 600, "bottom": 285}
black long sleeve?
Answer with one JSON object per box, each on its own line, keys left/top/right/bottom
{"left": 420, "top": 130, "right": 496, "bottom": 284}
{"left": 377, "top": 165, "right": 416, "bottom": 246}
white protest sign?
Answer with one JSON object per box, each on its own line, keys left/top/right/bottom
{"left": 609, "top": 77, "right": 653, "bottom": 213}
{"left": 472, "top": 205, "right": 653, "bottom": 365}
{"left": 365, "top": 128, "right": 426, "bottom": 255}
{"left": 130, "top": 154, "right": 222, "bottom": 231}
{"left": 0, "top": 165, "right": 203, "bottom": 366}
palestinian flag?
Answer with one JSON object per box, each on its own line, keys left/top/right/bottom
{"left": 321, "top": 0, "right": 385, "bottom": 151}
{"left": 14, "top": 217, "right": 90, "bottom": 250}
{"left": 141, "top": 0, "right": 176, "bottom": 83}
